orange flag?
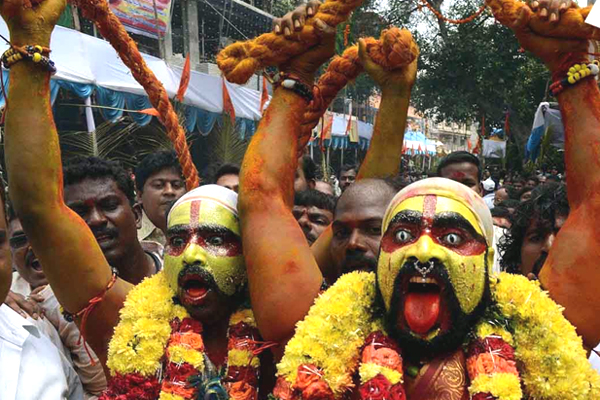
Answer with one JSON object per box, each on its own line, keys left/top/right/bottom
{"left": 260, "top": 76, "right": 269, "bottom": 114}
{"left": 176, "top": 54, "right": 191, "bottom": 103}
{"left": 139, "top": 108, "right": 160, "bottom": 117}
{"left": 222, "top": 78, "right": 236, "bottom": 126}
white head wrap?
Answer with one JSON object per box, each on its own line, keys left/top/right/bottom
{"left": 167, "top": 184, "right": 238, "bottom": 224}
{"left": 382, "top": 178, "right": 494, "bottom": 243}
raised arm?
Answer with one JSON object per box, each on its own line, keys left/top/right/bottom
{"left": 1, "top": 0, "right": 131, "bottom": 366}
{"left": 238, "top": 3, "right": 334, "bottom": 344}
{"left": 487, "top": 0, "right": 600, "bottom": 349}
{"left": 312, "top": 31, "right": 418, "bottom": 279}
{"left": 355, "top": 35, "right": 417, "bottom": 180}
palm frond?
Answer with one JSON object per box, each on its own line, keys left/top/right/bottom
{"left": 207, "top": 117, "right": 248, "bottom": 166}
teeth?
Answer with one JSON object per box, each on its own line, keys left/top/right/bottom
{"left": 409, "top": 277, "right": 437, "bottom": 284}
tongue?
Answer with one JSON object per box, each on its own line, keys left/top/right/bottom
{"left": 186, "top": 286, "right": 208, "bottom": 298}
{"left": 404, "top": 292, "right": 441, "bottom": 334}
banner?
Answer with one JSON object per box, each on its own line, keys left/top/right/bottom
{"left": 109, "top": 0, "right": 173, "bottom": 39}
{"left": 482, "top": 138, "right": 506, "bottom": 158}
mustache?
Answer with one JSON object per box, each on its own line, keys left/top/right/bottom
{"left": 177, "top": 264, "right": 220, "bottom": 293}
{"left": 91, "top": 226, "right": 118, "bottom": 239}
{"left": 342, "top": 251, "right": 378, "bottom": 273}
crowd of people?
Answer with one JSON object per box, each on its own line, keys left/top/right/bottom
{"left": 1, "top": 0, "right": 600, "bottom": 398}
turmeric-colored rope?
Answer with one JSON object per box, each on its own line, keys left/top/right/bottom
{"left": 69, "top": 0, "right": 200, "bottom": 190}
{"left": 419, "top": 0, "right": 487, "bottom": 24}
{"left": 485, "top": 0, "right": 600, "bottom": 40}
{"left": 299, "top": 27, "right": 419, "bottom": 149}
{"left": 216, "top": 0, "right": 365, "bottom": 84}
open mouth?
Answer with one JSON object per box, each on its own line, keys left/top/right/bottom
{"left": 30, "top": 258, "right": 42, "bottom": 271}
{"left": 179, "top": 273, "right": 211, "bottom": 306}
{"left": 402, "top": 275, "right": 443, "bottom": 336}
{"left": 26, "top": 251, "right": 43, "bottom": 272}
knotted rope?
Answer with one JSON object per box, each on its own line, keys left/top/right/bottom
{"left": 299, "top": 27, "right": 419, "bottom": 148}
{"left": 68, "top": 0, "right": 199, "bottom": 189}
{"left": 216, "top": 0, "right": 364, "bottom": 84}
{"left": 486, "top": 0, "right": 600, "bottom": 40}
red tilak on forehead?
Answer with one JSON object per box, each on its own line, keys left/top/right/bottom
{"left": 190, "top": 200, "right": 201, "bottom": 222}
{"left": 422, "top": 195, "right": 437, "bottom": 227}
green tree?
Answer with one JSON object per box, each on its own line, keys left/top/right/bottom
{"left": 386, "top": 0, "right": 551, "bottom": 153}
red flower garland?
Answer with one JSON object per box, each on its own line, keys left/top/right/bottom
{"left": 102, "top": 311, "right": 264, "bottom": 400}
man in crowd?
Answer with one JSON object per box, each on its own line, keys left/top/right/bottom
{"left": 338, "top": 164, "right": 358, "bottom": 192}
{"left": 494, "top": 186, "right": 510, "bottom": 207}
{"left": 482, "top": 178, "right": 496, "bottom": 208}
{"left": 314, "top": 180, "right": 335, "bottom": 196}
{"left": 0, "top": 2, "right": 271, "bottom": 398}
{"left": 68, "top": 156, "right": 163, "bottom": 284}
{"left": 212, "top": 162, "right": 240, "bottom": 192}
{"left": 135, "top": 150, "right": 187, "bottom": 246}
{"left": 238, "top": 0, "right": 415, "bottom": 345}
{"left": 0, "top": 189, "right": 84, "bottom": 399}
{"left": 436, "top": 151, "right": 483, "bottom": 195}
{"left": 293, "top": 189, "right": 335, "bottom": 245}
{"left": 7, "top": 204, "right": 107, "bottom": 398}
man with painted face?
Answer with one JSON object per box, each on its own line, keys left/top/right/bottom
{"left": 376, "top": 178, "right": 492, "bottom": 369}
{"left": 0, "top": 0, "right": 268, "bottom": 398}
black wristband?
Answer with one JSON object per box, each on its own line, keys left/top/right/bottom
{"left": 280, "top": 79, "right": 314, "bottom": 102}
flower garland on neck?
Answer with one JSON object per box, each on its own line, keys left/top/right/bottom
{"left": 99, "top": 271, "right": 262, "bottom": 400}
{"left": 272, "top": 271, "right": 600, "bottom": 400}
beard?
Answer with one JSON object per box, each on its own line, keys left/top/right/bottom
{"left": 380, "top": 257, "right": 490, "bottom": 362}
{"left": 342, "top": 250, "right": 378, "bottom": 274}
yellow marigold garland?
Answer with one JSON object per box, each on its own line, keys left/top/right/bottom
{"left": 102, "top": 271, "right": 263, "bottom": 400}
{"left": 107, "top": 272, "right": 188, "bottom": 376}
{"left": 277, "top": 271, "right": 378, "bottom": 395}
{"left": 358, "top": 363, "right": 402, "bottom": 385}
{"left": 469, "top": 373, "right": 522, "bottom": 400}
{"left": 492, "top": 272, "right": 600, "bottom": 400}
{"left": 274, "top": 271, "right": 600, "bottom": 400}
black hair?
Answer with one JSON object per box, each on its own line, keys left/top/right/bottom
{"left": 340, "top": 163, "right": 358, "bottom": 176}
{"left": 294, "top": 189, "right": 336, "bottom": 213}
{"left": 63, "top": 156, "right": 136, "bottom": 205}
{"left": 213, "top": 163, "right": 240, "bottom": 184}
{"left": 506, "top": 186, "right": 522, "bottom": 200}
{"left": 436, "top": 151, "right": 482, "bottom": 181}
{"left": 300, "top": 155, "right": 317, "bottom": 183}
{"left": 497, "top": 199, "right": 520, "bottom": 210}
{"left": 135, "top": 150, "right": 183, "bottom": 192}
{"left": 499, "top": 183, "right": 569, "bottom": 273}
{"left": 547, "top": 175, "right": 561, "bottom": 183}
{"left": 517, "top": 186, "right": 534, "bottom": 200}
{"left": 526, "top": 175, "right": 539, "bottom": 185}
{"left": 491, "top": 207, "right": 511, "bottom": 220}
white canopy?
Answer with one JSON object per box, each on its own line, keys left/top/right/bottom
{"left": 0, "top": 19, "right": 263, "bottom": 120}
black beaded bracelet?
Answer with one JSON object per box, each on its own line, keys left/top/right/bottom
{"left": 280, "top": 78, "right": 314, "bottom": 102}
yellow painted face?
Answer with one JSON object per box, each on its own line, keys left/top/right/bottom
{"left": 164, "top": 199, "right": 245, "bottom": 297}
{"left": 378, "top": 194, "right": 493, "bottom": 316}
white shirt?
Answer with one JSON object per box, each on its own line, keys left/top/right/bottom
{"left": 483, "top": 193, "right": 495, "bottom": 209}
{"left": 0, "top": 303, "right": 84, "bottom": 400}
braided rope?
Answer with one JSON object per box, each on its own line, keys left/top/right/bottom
{"left": 216, "top": 0, "right": 364, "bottom": 84}
{"left": 486, "top": 0, "right": 600, "bottom": 40}
{"left": 420, "top": 0, "right": 487, "bottom": 25}
{"left": 69, "top": 0, "right": 199, "bottom": 190}
{"left": 299, "top": 27, "right": 419, "bottom": 148}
